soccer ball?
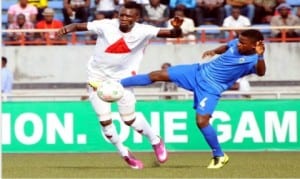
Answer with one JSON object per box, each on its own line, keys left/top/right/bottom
{"left": 97, "top": 79, "right": 124, "bottom": 102}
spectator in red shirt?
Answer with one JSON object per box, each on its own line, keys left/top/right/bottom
{"left": 36, "top": 8, "right": 64, "bottom": 40}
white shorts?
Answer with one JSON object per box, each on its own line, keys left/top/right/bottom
{"left": 87, "top": 58, "right": 136, "bottom": 122}
{"left": 89, "top": 87, "right": 136, "bottom": 122}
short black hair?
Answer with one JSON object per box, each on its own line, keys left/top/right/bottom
{"left": 232, "top": 7, "right": 241, "bottom": 11}
{"left": 240, "top": 29, "right": 264, "bottom": 42}
{"left": 17, "top": 13, "right": 26, "bottom": 19}
{"left": 123, "top": 1, "right": 142, "bottom": 15}
{"left": 162, "top": 62, "right": 171, "bottom": 67}
{"left": 2, "top": 56, "right": 7, "bottom": 64}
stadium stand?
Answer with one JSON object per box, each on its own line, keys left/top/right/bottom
{"left": 251, "top": 24, "right": 272, "bottom": 38}
{"left": 2, "top": 0, "right": 15, "bottom": 11}
{"left": 2, "top": 0, "right": 300, "bottom": 44}
{"left": 196, "top": 24, "right": 223, "bottom": 43}
{"left": 47, "top": 1, "right": 64, "bottom": 22}
{"left": 47, "top": 0, "right": 63, "bottom": 9}
{"left": 2, "top": 13, "right": 8, "bottom": 26}
{"left": 287, "top": 0, "right": 300, "bottom": 6}
{"left": 286, "top": 0, "right": 300, "bottom": 14}
{"left": 2, "top": 0, "right": 14, "bottom": 28}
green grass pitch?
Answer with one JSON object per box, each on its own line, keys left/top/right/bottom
{"left": 3, "top": 152, "right": 300, "bottom": 178}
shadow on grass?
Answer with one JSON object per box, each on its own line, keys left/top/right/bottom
{"left": 47, "top": 162, "right": 205, "bottom": 170}
{"left": 151, "top": 160, "right": 205, "bottom": 168}
{"left": 47, "top": 166, "right": 127, "bottom": 170}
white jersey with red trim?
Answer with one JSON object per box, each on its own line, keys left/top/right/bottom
{"left": 87, "top": 19, "right": 160, "bottom": 80}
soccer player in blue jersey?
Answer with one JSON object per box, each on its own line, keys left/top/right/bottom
{"left": 120, "top": 29, "right": 266, "bottom": 169}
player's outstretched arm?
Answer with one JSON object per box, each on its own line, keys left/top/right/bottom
{"left": 255, "top": 40, "right": 266, "bottom": 76}
{"left": 56, "top": 23, "right": 88, "bottom": 39}
{"left": 157, "top": 16, "right": 183, "bottom": 38}
{"left": 202, "top": 45, "right": 228, "bottom": 59}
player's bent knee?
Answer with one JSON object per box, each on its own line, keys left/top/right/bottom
{"left": 100, "top": 120, "right": 112, "bottom": 127}
{"left": 120, "top": 112, "right": 136, "bottom": 124}
{"left": 118, "top": 89, "right": 136, "bottom": 123}
{"left": 196, "top": 115, "right": 210, "bottom": 128}
{"left": 124, "top": 118, "right": 135, "bottom": 126}
{"left": 149, "top": 70, "right": 168, "bottom": 81}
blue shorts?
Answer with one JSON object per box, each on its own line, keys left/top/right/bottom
{"left": 168, "top": 64, "right": 220, "bottom": 115}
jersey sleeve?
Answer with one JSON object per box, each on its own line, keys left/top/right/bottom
{"left": 87, "top": 19, "right": 110, "bottom": 35}
{"left": 227, "top": 38, "right": 239, "bottom": 47}
{"left": 250, "top": 65, "right": 257, "bottom": 74}
{"left": 141, "top": 24, "right": 160, "bottom": 39}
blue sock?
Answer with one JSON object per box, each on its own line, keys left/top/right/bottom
{"left": 121, "top": 74, "right": 152, "bottom": 87}
{"left": 200, "top": 124, "right": 224, "bottom": 157}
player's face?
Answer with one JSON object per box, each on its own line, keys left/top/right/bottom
{"left": 118, "top": 7, "right": 139, "bottom": 33}
{"left": 237, "top": 35, "right": 256, "bottom": 54}
{"left": 16, "top": 15, "right": 26, "bottom": 25}
{"left": 2, "top": 59, "right": 5, "bottom": 68}
{"left": 231, "top": 8, "right": 240, "bottom": 19}
{"left": 44, "top": 15, "right": 54, "bottom": 22}
{"left": 279, "top": 8, "right": 290, "bottom": 18}
{"left": 20, "top": 0, "right": 28, "bottom": 6}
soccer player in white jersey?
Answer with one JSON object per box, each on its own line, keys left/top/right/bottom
{"left": 56, "top": 1, "right": 183, "bottom": 169}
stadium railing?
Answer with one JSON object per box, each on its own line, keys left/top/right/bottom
{"left": 2, "top": 89, "right": 300, "bottom": 101}
{"left": 2, "top": 25, "right": 300, "bottom": 45}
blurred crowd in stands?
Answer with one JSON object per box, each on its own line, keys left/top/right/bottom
{"left": 2, "top": 0, "right": 300, "bottom": 45}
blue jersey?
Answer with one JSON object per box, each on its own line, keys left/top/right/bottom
{"left": 197, "top": 39, "right": 259, "bottom": 94}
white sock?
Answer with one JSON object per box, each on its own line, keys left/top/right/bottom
{"left": 102, "top": 124, "right": 128, "bottom": 157}
{"left": 130, "top": 118, "right": 160, "bottom": 145}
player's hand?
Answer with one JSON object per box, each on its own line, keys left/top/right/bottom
{"left": 202, "top": 50, "right": 215, "bottom": 59}
{"left": 55, "top": 27, "right": 68, "bottom": 39}
{"left": 171, "top": 16, "right": 184, "bottom": 28}
{"left": 88, "top": 81, "right": 100, "bottom": 91}
{"left": 255, "top": 40, "right": 265, "bottom": 55}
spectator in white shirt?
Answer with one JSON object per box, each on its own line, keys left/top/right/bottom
{"left": 270, "top": 3, "right": 300, "bottom": 38}
{"left": 95, "top": 0, "right": 118, "bottom": 19}
{"left": 224, "top": 77, "right": 251, "bottom": 99}
{"left": 118, "top": 0, "right": 150, "bottom": 6}
{"left": 143, "top": 0, "right": 170, "bottom": 27}
{"left": 222, "top": 7, "right": 251, "bottom": 38}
